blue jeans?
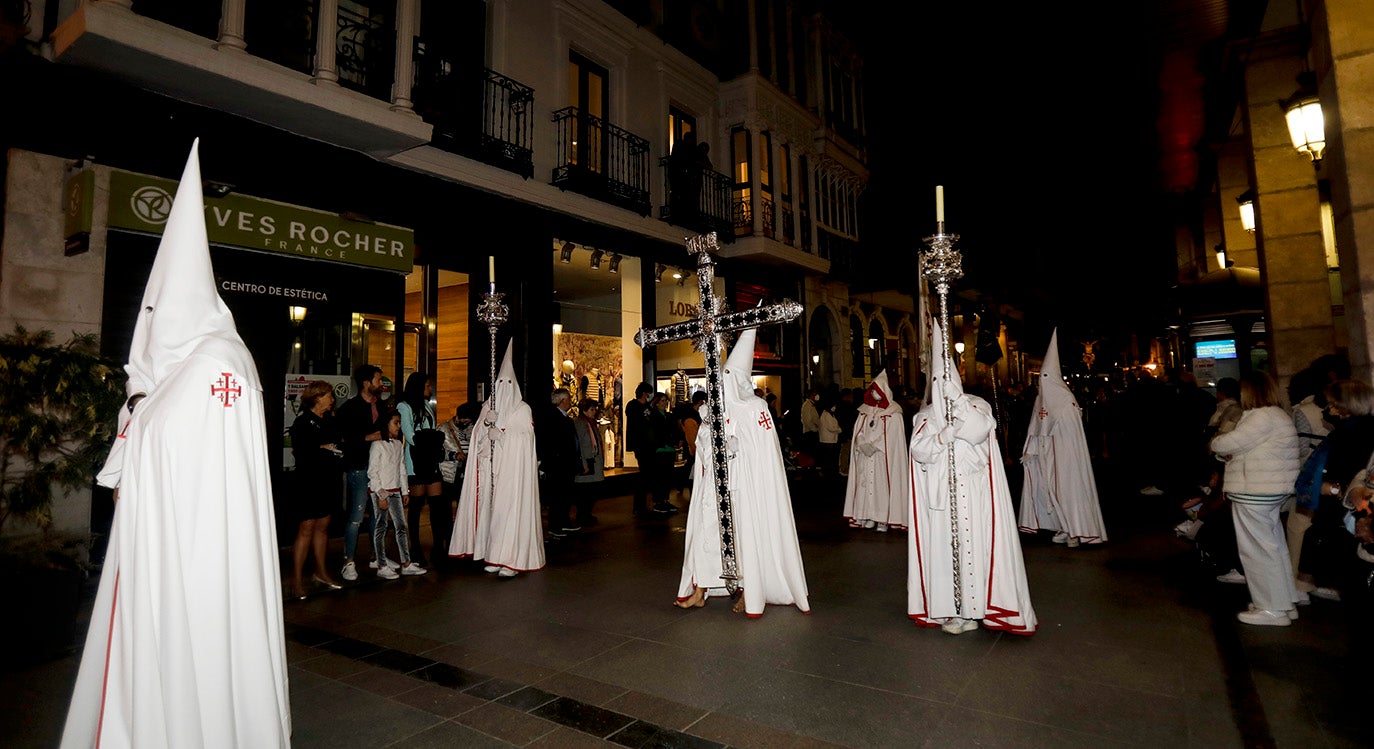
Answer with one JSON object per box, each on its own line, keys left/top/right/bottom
{"left": 343, "top": 469, "right": 372, "bottom": 561}
{"left": 372, "top": 491, "right": 411, "bottom": 566}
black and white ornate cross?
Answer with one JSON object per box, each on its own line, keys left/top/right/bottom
{"left": 634, "top": 232, "right": 803, "bottom": 594}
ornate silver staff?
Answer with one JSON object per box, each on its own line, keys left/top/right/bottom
{"left": 635, "top": 232, "right": 802, "bottom": 595}
{"left": 921, "top": 187, "right": 965, "bottom": 616}
{"left": 476, "top": 263, "right": 509, "bottom": 514}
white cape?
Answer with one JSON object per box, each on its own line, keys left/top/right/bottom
{"left": 1017, "top": 329, "right": 1107, "bottom": 544}
{"left": 843, "top": 369, "right": 910, "bottom": 529}
{"left": 448, "top": 342, "right": 545, "bottom": 572}
{"left": 677, "top": 329, "right": 809, "bottom": 616}
{"left": 63, "top": 141, "right": 289, "bottom": 748}
{"left": 907, "top": 322, "right": 1036, "bottom": 635}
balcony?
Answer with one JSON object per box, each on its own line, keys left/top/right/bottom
{"left": 551, "top": 107, "right": 651, "bottom": 216}
{"left": 657, "top": 157, "right": 732, "bottom": 240}
{"left": 51, "top": 0, "right": 430, "bottom": 156}
{"left": 413, "top": 46, "right": 535, "bottom": 179}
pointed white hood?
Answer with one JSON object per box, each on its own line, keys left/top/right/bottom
{"left": 1036, "top": 328, "right": 1077, "bottom": 412}
{"left": 860, "top": 369, "right": 901, "bottom": 416}
{"left": 126, "top": 139, "right": 250, "bottom": 389}
{"left": 927, "top": 320, "right": 964, "bottom": 409}
{"left": 723, "top": 328, "right": 758, "bottom": 404}
{"left": 492, "top": 339, "right": 521, "bottom": 412}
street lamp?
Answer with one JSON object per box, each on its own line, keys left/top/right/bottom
{"left": 1236, "top": 190, "right": 1256, "bottom": 233}
{"left": 1280, "top": 71, "right": 1325, "bottom": 165}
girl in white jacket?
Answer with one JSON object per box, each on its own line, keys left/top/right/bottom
{"left": 369, "top": 413, "right": 427, "bottom": 579}
{"left": 1210, "top": 371, "right": 1301, "bottom": 626}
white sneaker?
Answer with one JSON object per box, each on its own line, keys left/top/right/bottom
{"left": 940, "top": 617, "right": 979, "bottom": 635}
{"left": 1139, "top": 485, "right": 1165, "bottom": 496}
{"left": 1174, "top": 519, "right": 1203, "bottom": 540}
{"left": 1066, "top": 537, "right": 1081, "bottom": 548}
{"left": 1295, "top": 590, "right": 1311, "bottom": 606}
{"left": 341, "top": 561, "right": 358, "bottom": 581}
{"left": 1236, "top": 608, "right": 1291, "bottom": 627}
{"left": 874, "top": 523, "right": 888, "bottom": 533}
{"left": 376, "top": 566, "right": 399, "bottom": 580}
{"left": 1216, "top": 569, "right": 1246, "bottom": 584}
{"left": 863, "top": 520, "right": 876, "bottom": 529}
{"left": 1311, "top": 587, "right": 1341, "bottom": 602}
{"left": 368, "top": 559, "right": 400, "bottom": 570}
{"left": 497, "top": 568, "right": 519, "bottom": 578}
{"left": 401, "top": 564, "right": 427, "bottom": 576}
{"left": 483, "top": 565, "right": 501, "bottom": 573}
{"left": 1051, "top": 531, "right": 1069, "bottom": 544}
{"left": 1248, "top": 603, "right": 1298, "bottom": 621}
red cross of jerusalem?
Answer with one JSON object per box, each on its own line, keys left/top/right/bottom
{"left": 211, "top": 372, "right": 242, "bottom": 407}
{"left": 757, "top": 411, "right": 772, "bottom": 430}
{"left": 1038, "top": 407, "right": 1048, "bottom": 420}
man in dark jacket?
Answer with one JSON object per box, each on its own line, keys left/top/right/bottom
{"left": 535, "top": 388, "right": 580, "bottom": 536}
{"left": 625, "top": 381, "right": 654, "bottom": 515}
{"left": 336, "top": 364, "right": 389, "bottom": 581}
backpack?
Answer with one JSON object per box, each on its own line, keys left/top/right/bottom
{"left": 1294, "top": 438, "right": 1331, "bottom": 511}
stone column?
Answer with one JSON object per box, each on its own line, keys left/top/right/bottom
{"left": 390, "top": 0, "right": 417, "bottom": 114}
{"left": 312, "top": 0, "right": 340, "bottom": 86}
{"left": 1244, "top": 35, "right": 1331, "bottom": 381}
{"left": 215, "top": 0, "right": 248, "bottom": 52}
{"left": 1318, "top": 0, "right": 1374, "bottom": 381}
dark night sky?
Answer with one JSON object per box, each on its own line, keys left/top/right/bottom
{"left": 848, "top": 4, "right": 1180, "bottom": 355}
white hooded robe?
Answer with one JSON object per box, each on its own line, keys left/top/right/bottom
{"left": 1017, "top": 328, "right": 1108, "bottom": 544}
{"left": 448, "top": 341, "right": 545, "bottom": 572}
{"left": 843, "top": 369, "right": 910, "bottom": 530}
{"left": 62, "top": 141, "right": 291, "bottom": 748}
{"left": 908, "top": 321, "right": 1036, "bottom": 635}
{"left": 677, "top": 329, "right": 810, "bottom": 616}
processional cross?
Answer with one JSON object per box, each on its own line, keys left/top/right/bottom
{"left": 634, "top": 232, "right": 802, "bottom": 594}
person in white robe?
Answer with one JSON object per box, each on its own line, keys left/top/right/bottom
{"left": 843, "top": 369, "right": 910, "bottom": 532}
{"left": 448, "top": 341, "right": 545, "bottom": 576}
{"left": 62, "top": 140, "right": 290, "bottom": 748}
{"left": 908, "top": 320, "right": 1037, "bottom": 636}
{"left": 1017, "top": 328, "right": 1108, "bottom": 546}
{"left": 675, "top": 328, "right": 810, "bottom": 617}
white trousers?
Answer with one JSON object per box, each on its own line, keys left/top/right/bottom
{"left": 1232, "top": 499, "right": 1299, "bottom": 611}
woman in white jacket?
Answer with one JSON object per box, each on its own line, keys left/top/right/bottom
{"left": 1210, "top": 371, "right": 1302, "bottom": 626}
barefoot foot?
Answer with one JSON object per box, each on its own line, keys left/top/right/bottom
{"left": 673, "top": 587, "right": 707, "bottom": 609}
{"left": 732, "top": 594, "right": 747, "bottom": 614}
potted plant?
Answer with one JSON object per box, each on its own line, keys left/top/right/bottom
{"left": 0, "top": 326, "right": 125, "bottom": 666}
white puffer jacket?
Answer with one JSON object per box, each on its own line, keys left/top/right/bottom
{"left": 1210, "top": 405, "right": 1300, "bottom": 497}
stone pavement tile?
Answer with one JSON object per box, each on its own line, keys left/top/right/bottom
{"left": 923, "top": 705, "right": 1132, "bottom": 748}
{"left": 392, "top": 681, "right": 489, "bottom": 719}
{"left": 454, "top": 701, "right": 562, "bottom": 745}
{"left": 687, "top": 711, "right": 846, "bottom": 749}
{"left": 453, "top": 617, "right": 633, "bottom": 671}
{"left": 573, "top": 639, "right": 767, "bottom": 712}
{"left": 535, "top": 670, "right": 630, "bottom": 707}
{"left": 387, "top": 719, "right": 515, "bottom": 748}
{"left": 720, "top": 667, "right": 948, "bottom": 747}
{"left": 956, "top": 662, "right": 1188, "bottom": 745}
{"left": 529, "top": 724, "right": 619, "bottom": 747}
{"left": 337, "top": 663, "right": 427, "bottom": 697}
{"left": 288, "top": 679, "right": 443, "bottom": 749}
{"left": 294, "top": 650, "right": 372, "bottom": 680}
{"left": 603, "top": 689, "right": 710, "bottom": 731}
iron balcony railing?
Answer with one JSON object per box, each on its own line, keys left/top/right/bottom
{"left": 733, "top": 193, "right": 753, "bottom": 237}
{"left": 551, "top": 107, "right": 651, "bottom": 216}
{"left": 761, "top": 194, "right": 775, "bottom": 239}
{"left": 135, "top": 1, "right": 394, "bottom": 102}
{"left": 781, "top": 203, "right": 795, "bottom": 245}
{"left": 413, "top": 42, "right": 535, "bottom": 178}
{"left": 657, "top": 157, "right": 733, "bottom": 240}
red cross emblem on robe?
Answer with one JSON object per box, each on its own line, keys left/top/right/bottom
{"left": 211, "top": 372, "right": 242, "bottom": 407}
{"left": 758, "top": 411, "right": 772, "bottom": 430}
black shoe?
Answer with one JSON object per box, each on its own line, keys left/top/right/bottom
{"left": 653, "top": 503, "right": 678, "bottom": 514}
{"left": 560, "top": 525, "right": 582, "bottom": 533}
{"left": 547, "top": 528, "right": 567, "bottom": 538}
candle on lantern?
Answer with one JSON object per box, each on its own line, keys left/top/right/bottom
{"left": 935, "top": 185, "right": 945, "bottom": 224}
{"left": 488, "top": 255, "right": 496, "bottom": 283}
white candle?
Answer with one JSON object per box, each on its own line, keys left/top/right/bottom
{"left": 936, "top": 185, "right": 945, "bottom": 224}
{"left": 488, "top": 255, "right": 495, "bottom": 283}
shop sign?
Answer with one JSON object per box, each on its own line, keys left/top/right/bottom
{"left": 218, "top": 277, "right": 332, "bottom": 303}
{"left": 106, "top": 170, "right": 414, "bottom": 273}
{"left": 63, "top": 167, "right": 95, "bottom": 256}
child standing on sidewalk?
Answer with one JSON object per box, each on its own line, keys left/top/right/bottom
{"left": 369, "top": 412, "right": 427, "bottom": 578}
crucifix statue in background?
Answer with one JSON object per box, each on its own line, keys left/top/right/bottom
{"left": 635, "top": 232, "right": 802, "bottom": 594}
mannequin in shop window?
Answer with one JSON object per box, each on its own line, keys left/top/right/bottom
{"left": 581, "top": 366, "right": 604, "bottom": 408}
{"left": 560, "top": 359, "right": 576, "bottom": 392}
{"left": 671, "top": 369, "right": 690, "bottom": 407}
